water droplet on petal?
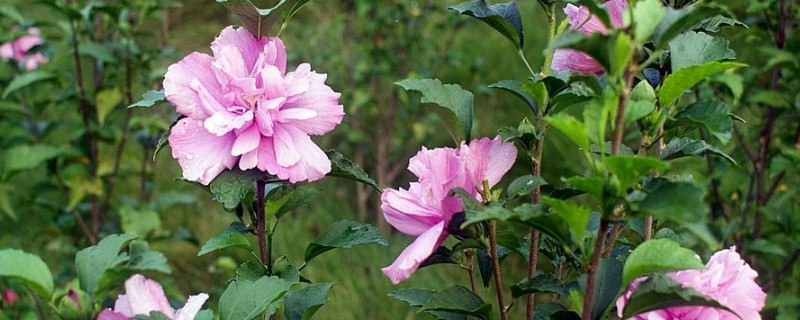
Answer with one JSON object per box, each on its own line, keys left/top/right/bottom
{"left": 186, "top": 153, "right": 194, "bottom": 160}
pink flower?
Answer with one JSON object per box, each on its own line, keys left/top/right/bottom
{"left": 97, "top": 274, "right": 208, "bottom": 320}
{"left": 616, "top": 247, "right": 766, "bottom": 320}
{"left": 164, "top": 26, "right": 344, "bottom": 185}
{"left": 2, "top": 288, "right": 19, "bottom": 305}
{"left": 381, "top": 136, "right": 516, "bottom": 284}
{"left": 0, "top": 26, "right": 49, "bottom": 70}
{"left": 551, "top": 0, "right": 627, "bottom": 74}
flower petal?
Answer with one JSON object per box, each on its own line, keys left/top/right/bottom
{"left": 174, "top": 293, "right": 209, "bottom": 320}
{"left": 164, "top": 52, "right": 228, "bottom": 119}
{"left": 272, "top": 125, "right": 302, "bottom": 167}
{"left": 408, "top": 146, "right": 468, "bottom": 201}
{"left": 280, "top": 65, "right": 344, "bottom": 135}
{"left": 381, "top": 185, "right": 445, "bottom": 236}
{"left": 204, "top": 110, "right": 253, "bottom": 136}
{"left": 256, "top": 128, "right": 331, "bottom": 183}
{"left": 211, "top": 26, "right": 273, "bottom": 72}
{"left": 551, "top": 49, "right": 605, "bottom": 75}
{"left": 382, "top": 221, "right": 448, "bottom": 284}
{"left": 97, "top": 309, "right": 128, "bottom": 320}
{"left": 120, "top": 274, "right": 175, "bottom": 318}
{"left": 169, "top": 118, "right": 237, "bottom": 185}
{"left": 232, "top": 123, "right": 261, "bottom": 156}
{"left": 464, "top": 136, "right": 517, "bottom": 191}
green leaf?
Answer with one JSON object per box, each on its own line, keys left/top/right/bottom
{"left": 462, "top": 204, "right": 573, "bottom": 249}
{"left": 396, "top": 78, "right": 474, "bottom": 142}
{"left": 636, "top": 176, "right": 706, "bottom": 224}
{"left": 198, "top": 231, "right": 252, "bottom": 256}
{"left": 604, "top": 156, "right": 669, "bottom": 190}
{"left": 420, "top": 285, "right": 492, "bottom": 320}
{"left": 209, "top": 170, "right": 261, "bottom": 212}
{"left": 75, "top": 234, "right": 137, "bottom": 297}
{"left": 669, "top": 31, "right": 735, "bottom": 71}
{"left": 0, "top": 249, "right": 54, "bottom": 299}
{"left": 628, "top": 0, "right": 666, "bottom": 44}
{"left": 95, "top": 89, "right": 123, "bottom": 126}
{"left": 489, "top": 80, "right": 538, "bottom": 115}
{"left": 219, "top": 276, "right": 293, "bottom": 320}
{"left": 660, "top": 137, "right": 734, "bottom": 163}
{"left": 521, "top": 81, "right": 548, "bottom": 114}
{"left": 0, "top": 4, "right": 25, "bottom": 23}
{"left": 543, "top": 197, "right": 591, "bottom": 244}
{"left": 325, "top": 150, "right": 380, "bottom": 191}
{"left": 283, "top": 283, "right": 335, "bottom": 320}
{"left": 2, "top": 71, "right": 55, "bottom": 99}
{"left": 390, "top": 289, "right": 463, "bottom": 320}
{"left": 621, "top": 274, "right": 734, "bottom": 319}
{"left": 266, "top": 185, "right": 321, "bottom": 220}
{"left": 237, "top": 261, "right": 267, "bottom": 281}
{"left": 128, "top": 89, "right": 167, "bottom": 108}
{"left": 670, "top": 100, "right": 732, "bottom": 143}
{"left": 590, "top": 259, "right": 623, "bottom": 320}
{"left": 511, "top": 273, "right": 566, "bottom": 298}
{"left": 126, "top": 241, "right": 171, "bottom": 273}
{"left": 1, "top": 144, "right": 63, "bottom": 180}
{"left": 550, "top": 92, "right": 592, "bottom": 114}
{"left": 505, "top": 174, "right": 547, "bottom": 198}
{"left": 216, "top": 0, "right": 287, "bottom": 37}
{"left": 659, "top": 61, "right": 746, "bottom": 107}
{"left": 304, "top": 220, "right": 387, "bottom": 263}
{"left": 749, "top": 90, "right": 792, "bottom": 109}
{"left": 132, "top": 311, "right": 172, "bottom": 320}
{"left": 621, "top": 239, "right": 704, "bottom": 287}
{"left": 653, "top": 4, "right": 725, "bottom": 49}
{"left": 449, "top": 0, "right": 524, "bottom": 49}
{"left": 694, "top": 15, "right": 746, "bottom": 32}
{"left": 545, "top": 113, "right": 589, "bottom": 149}
{"left": 626, "top": 81, "right": 656, "bottom": 125}
{"left": 563, "top": 175, "right": 604, "bottom": 205}
{"left": 0, "top": 184, "right": 17, "bottom": 221}
{"left": 119, "top": 206, "right": 161, "bottom": 237}
{"left": 79, "top": 43, "right": 116, "bottom": 63}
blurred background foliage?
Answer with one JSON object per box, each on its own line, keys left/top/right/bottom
{"left": 0, "top": 0, "right": 798, "bottom": 319}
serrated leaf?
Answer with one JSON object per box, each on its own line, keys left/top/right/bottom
{"left": 209, "top": 170, "right": 261, "bottom": 212}
{"left": 462, "top": 203, "right": 573, "bottom": 249}
{"left": 304, "top": 220, "right": 387, "bottom": 263}
{"left": 660, "top": 137, "right": 734, "bottom": 163}
{"left": 396, "top": 78, "right": 474, "bottom": 142}
{"left": 545, "top": 113, "right": 589, "bottom": 149}
{"left": 628, "top": 0, "right": 666, "bottom": 43}
{"left": 542, "top": 197, "right": 591, "bottom": 243}
{"left": 694, "top": 15, "right": 746, "bottom": 32}
{"left": 506, "top": 174, "right": 547, "bottom": 198}
{"left": 390, "top": 288, "right": 463, "bottom": 320}
{"left": 2, "top": 71, "right": 55, "bottom": 99}
{"left": 621, "top": 239, "right": 704, "bottom": 287}
{"left": 653, "top": 4, "right": 725, "bottom": 49}
{"left": 636, "top": 176, "right": 706, "bottom": 224}
{"left": 604, "top": 156, "right": 669, "bottom": 190}
{"left": 219, "top": 276, "right": 293, "bottom": 320}
{"left": 659, "top": 61, "right": 746, "bottom": 107}
{"left": 217, "top": 0, "right": 286, "bottom": 38}
{"left": 449, "top": 0, "right": 524, "bottom": 49}
{"left": 420, "top": 285, "right": 492, "bottom": 320}
{"left": 128, "top": 89, "right": 167, "bottom": 108}
{"left": 670, "top": 31, "right": 735, "bottom": 71}
{"left": 670, "top": 100, "right": 732, "bottom": 143}
{"left": 198, "top": 231, "right": 252, "bottom": 256}
{"left": 511, "top": 273, "right": 566, "bottom": 298}
{"left": 75, "top": 234, "right": 137, "bottom": 297}
{"left": 119, "top": 206, "right": 161, "bottom": 237}
{"left": 126, "top": 241, "right": 171, "bottom": 273}
{"left": 283, "top": 283, "right": 335, "bottom": 320}
{"left": 0, "top": 249, "right": 54, "bottom": 299}
{"left": 489, "top": 80, "right": 538, "bottom": 115}
{"left": 621, "top": 274, "right": 735, "bottom": 319}
{"left": 266, "top": 185, "right": 321, "bottom": 220}
{"left": 325, "top": 150, "right": 380, "bottom": 191}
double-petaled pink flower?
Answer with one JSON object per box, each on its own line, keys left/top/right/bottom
{"left": 164, "top": 26, "right": 344, "bottom": 185}
{"left": 616, "top": 247, "right": 766, "bottom": 320}
{"left": 551, "top": 0, "right": 627, "bottom": 74}
{"left": 0, "top": 26, "right": 48, "bottom": 70}
{"left": 97, "top": 274, "right": 208, "bottom": 320}
{"left": 381, "top": 136, "right": 517, "bottom": 284}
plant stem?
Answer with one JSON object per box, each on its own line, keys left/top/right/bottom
{"left": 256, "top": 179, "right": 269, "bottom": 268}
{"left": 15, "top": 89, "right": 41, "bottom": 142}
{"left": 763, "top": 247, "right": 800, "bottom": 291}
{"left": 69, "top": 19, "right": 100, "bottom": 238}
{"left": 582, "top": 219, "right": 608, "bottom": 320}
{"left": 489, "top": 220, "right": 508, "bottom": 320}
{"left": 71, "top": 209, "right": 97, "bottom": 245}
{"left": 541, "top": 4, "right": 557, "bottom": 77}
{"left": 465, "top": 249, "right": 478, "bottom": 294}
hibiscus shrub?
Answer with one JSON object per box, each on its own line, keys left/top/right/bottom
{"left": 1, "top": 0, "right": 799, "bottom": 319}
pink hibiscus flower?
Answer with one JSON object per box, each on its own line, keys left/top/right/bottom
{"left": 551, "top": 0, "right": 627, "bottom": 74}
{"left": 0, "top": 26, "right": 49, "bottom": 70}
{"left": 164, "top": 26, "right": 344, "bottom": 185}
{"left": 381, "top": 136, "right": 517, "bottom": 284}
{"left": 616, "top": 247, "right": 766, "bottom": 320}
{"left": 97, "top": 274, "right": 208, "bottom": 320}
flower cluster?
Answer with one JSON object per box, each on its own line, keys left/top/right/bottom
{"left": 551, "top": 0, "right": 626, "bottom": 74}
{"left": 0, "top": 26, "right": 48, "bottom": 70}
{"left": 616, "top": 247, "right": 766, "bottom": 320}
{"left": 380, "top": 136, "right": 517, "bottom": 284}
{"left": 164, "top": 26, "right": 344, "bottom": 185}
{"left": 98, "top": 274, "right": 208, "bottom": 320}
